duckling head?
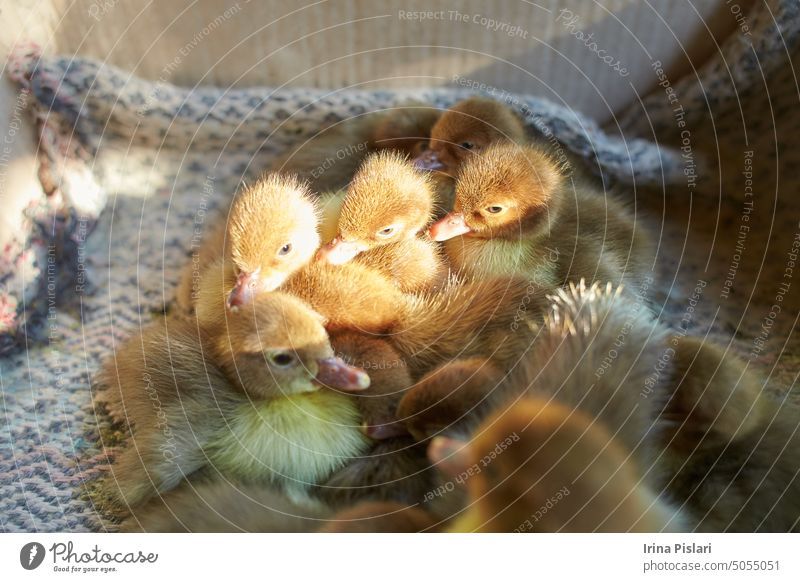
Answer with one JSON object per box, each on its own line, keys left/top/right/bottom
{"left": 429, "top": 143, "right": 566, "bottom": 242}
{"left": 227, "top": 174, "right": 320, "bottom": 309}
{"left": 217, "top": 292, "right": 370, "bottom": 399}
{"left": 370, "top": 104, "right": 442, "bottom": 158}
{"left": 317, "top": 151, "right": 434, "bottom": 265}
{"left": 414, "top": 97, "right": 526, "bottom": 176}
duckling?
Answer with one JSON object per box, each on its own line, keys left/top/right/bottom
{"left": 271, "top": 103, "right": 441, "bottom": 193}
{"left": 429, "top": 143, "right": 650, "bottom": 289}
{"left": 531, "top": 283, "right": 800, "bottom": 532}
{"left": 400, "top": 282, "right": 799, "bottom": 532}
{"left": 94, "top": 291, "right": 371, "bottom": 509}
{"left": 175, "top": 173, "right": 320, "bottom": 313}
{"left": 414, "top": 97, "right": 527, "bottom": 176}
{"left": 420, "top": 282, "right": 684, "bottom": 532}
{"left": 120, "top": 480, "right": 328, "bottom": 532}
{"left": 439, "top": 399, "right": 687, "bottom": 532}
{"left": 401, "top": 283, "right": 666, "bottom": 462}
{"left": 316, "top": 151, "right": 448, "bottom": 292}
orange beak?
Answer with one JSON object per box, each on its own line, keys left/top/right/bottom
{"left": 314, "top": 357, "right": 371, "bottom": 392}
{"left": 316, "top": 237, "right": 367, "bottom": 265}
{"left": 428, "top": 213, "right": 472, "bottom": 241}
{"left": 413, "top": 149, "right": 445, "bottom": 172}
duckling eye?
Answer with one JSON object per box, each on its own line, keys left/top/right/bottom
{"left": 460, "top": 141, "right": 475, "bottom": 150}
{"left": 486, "top": 205, "right": 505, "bottom": 214}
{"left": 376, "top": 226, "right": 396, "bottom": 238}
{"left": 269, "top": 351, "right": 296, "bottom": 368}
{"left": 277, "top": 243, "right": 293, "bottom": 256}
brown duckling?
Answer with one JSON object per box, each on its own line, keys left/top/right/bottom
{"left": 413, "top": 97, "right": 526, "bottom": 176}
{"left": 330, "top": 331, "right": 413, "bottom": 438}
{"left": 94, "top": 292, "right": 370, "bottom": 510}
{"left": 429, "top": 143, "right": 650, "bottom": 289}
{"left": 439, "top": 399, "right": 686, "bottom": 532}
{"left": 271, "top": 102, "right": 441, "bottom": 193}
{"left": 417, "top": 281, "right": 683, "bottom": 531}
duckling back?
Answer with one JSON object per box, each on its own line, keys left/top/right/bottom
{"left": 283, "top": 261, "right": 411, "bottom": 333}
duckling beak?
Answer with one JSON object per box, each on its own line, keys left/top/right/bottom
{"left": 314, "top": 357, "right": 371, "bottom": 392}
{"left": 227, "top": 271, "right": 258, "bottom": 310}
{"left": 428, "top": 436, "right": 472, "bottom": 477}
{"left": 428, "top": 213, "right": 472, "bottom": 241}
{"left": 316, "top": 238, "right": 367, "bottom": 265}
{"left": 413, "top": 149, "right": 445, "bottom": 172}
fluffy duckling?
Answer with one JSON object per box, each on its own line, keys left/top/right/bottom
{"left": 424, "top": 282, "right": 684, "bottom": 532}
{"left": 120, "top": 480, "right": 328, "bottom": 532}
{"left": 401, "top": 283, "right": 666, "bottom": 463}
{"left": 439, "top": 399, "right": 686, "bottom": 532}
{"left": 316, "top": 151, "right": 448, "bottom": 292}
{"left": 527, "top": 283, "right": 800, "bottom": 532}
{"left": 429, "top": 143, "right": 650, "bottom": 289}
{"left": 413, "top": 97, "right": 526, "bottom": 176}
{"left": 452, "top": 282, "right": 800, "bottom": 532}
{"left": 94, "top": 292, "right": 371, "bottom": 509}
{"left": 175, "top": 173, "right": 319, "bottom": 312}
{"left": 271, "top": 103, "right": 441, "bottom": 193}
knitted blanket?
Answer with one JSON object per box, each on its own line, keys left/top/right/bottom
{"left": 1, "top": 0, "right": 798, "bottom": 531}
